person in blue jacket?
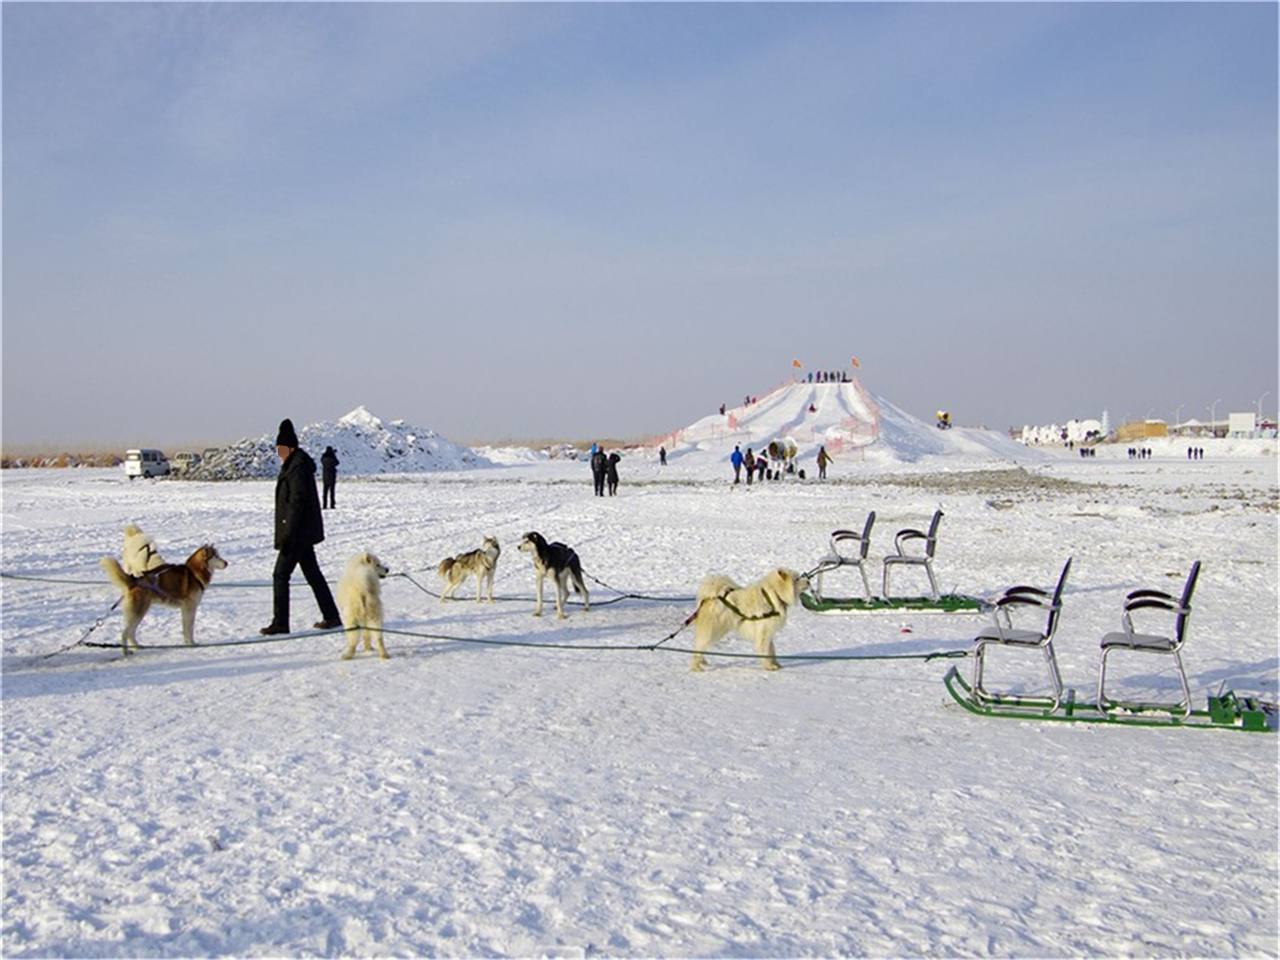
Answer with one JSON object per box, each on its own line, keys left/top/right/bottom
{"left": 730, "top": 445, "right": 744, "bottom": 484}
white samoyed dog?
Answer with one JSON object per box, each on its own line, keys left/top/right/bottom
{"left": 336, "top": 551, "right": 390, "bottom": 660}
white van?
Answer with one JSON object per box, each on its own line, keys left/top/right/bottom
{"left": 124, "top": 449, "right": 170, "bottom": 479}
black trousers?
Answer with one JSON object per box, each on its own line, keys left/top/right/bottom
{"left": 593, "top": 471, "right": 605, "bottom": 496}
{"left": 322, "top": 478, "right": 336, "bottom": 508}
{"left": 273, "top": 542, "right": 340, "bottom": 629}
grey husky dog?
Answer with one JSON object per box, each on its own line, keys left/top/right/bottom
{"left": 438, "top": 536, "right": 501, "bottom": 603}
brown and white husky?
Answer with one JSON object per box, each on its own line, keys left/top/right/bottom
{"left": 100, "top": 542, "right": 228, "bottom": 654}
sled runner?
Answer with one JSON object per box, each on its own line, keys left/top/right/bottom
{"left": 800, "top": 592, "right": 988, "bottom": 614}
{"left": 944, "top": 667, "right": 1274, "bottom": 732}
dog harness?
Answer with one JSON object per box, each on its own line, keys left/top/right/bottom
{"left": 685, "top": 587, "right": 788, "bottom": 625}
{"left": 137, "top": 553, "right": 212, "bottom": 602}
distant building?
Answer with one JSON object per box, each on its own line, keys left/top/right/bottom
{"left": 1115, "top": 420, "right": 1168, "bottom": 442}
{"left": 1228, "top": 412, "right": 1258, "bottom": 438}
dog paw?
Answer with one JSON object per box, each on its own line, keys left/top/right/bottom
{"left": 765, "top": 662, "right": 781, "bottom": 671}
{"left": 379, "top": 652, "right": 390, "bottom": 660}
{"left": 341, "top": 651, "right": 355, "bottom": 660}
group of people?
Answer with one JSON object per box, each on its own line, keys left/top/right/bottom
{"left": 806, "top": 371, "right": 849, "bottom": 383}
{"left": 1186, "top": 446, "right": 1207, "bottom": 460}
{"left": 1078, "top": 447, "right": 1098, "bottom": 458}
{"left": 589, "top": 444, "right": 622, "bottom": 496}
{"left": 1127, "top": 447, "right": 1155, "bottom": 459}
{"left": 729, "top": 444, "right": 824, "bottom": 484}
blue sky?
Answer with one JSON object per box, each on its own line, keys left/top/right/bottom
{"left": 3, "top": 2, "right": 1276, "bottom": 447}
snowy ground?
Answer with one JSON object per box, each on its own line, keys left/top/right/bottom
{"left": 2, "top": 450, "right": 1277, "bottom": 957}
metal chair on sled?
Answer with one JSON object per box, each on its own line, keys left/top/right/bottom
{"left": 1097, "top": 561, "right": 1201, "bottom": 720}
{"left": 812, "top": 511, "right": 876, "bottom": 602}
{"left": 882, "top": 509, "right": 943, "bottom": 600}
{"left": 970, "top": 558, "right": 1071, "bottom": 712}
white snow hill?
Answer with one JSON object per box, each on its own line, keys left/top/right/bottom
{"left": 654, "top": 379, "right": 1042, "bottom": 466}
{"left": 185, "top": 406, "right": 491, "bottom": 480}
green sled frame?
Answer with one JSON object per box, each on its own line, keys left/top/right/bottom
{"left": 801, "top": 592, "right": 990, "bottom": 615}
{"left": 944, "top": 666, "right": 1275, "bottom": 733}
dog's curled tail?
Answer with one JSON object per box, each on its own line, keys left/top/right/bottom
{"left": 437, "top": 557, "right": 454, "bottom": 579}
{"left": 100, "top": 556, "right": 133, "bottom": 593}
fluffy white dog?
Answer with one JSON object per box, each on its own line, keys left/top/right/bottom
{"left": 122, "top": 523, "right": 166, "bottom": 576}
{"left": 336, "top": 551, "right": 390, "bottom": 660}
{"left": 690, "top": 568, "right": 809, "bottom": 672}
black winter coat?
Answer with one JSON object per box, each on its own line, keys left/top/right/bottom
{"left": 275, "top": 448, "right": 325, "bottom": 550}
{"left": 321, "top": 449, "right": 339, "bottom": 482}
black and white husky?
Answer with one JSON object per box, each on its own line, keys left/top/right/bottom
{"left": 517, "top": 531, "right": 589, "bottom": 619}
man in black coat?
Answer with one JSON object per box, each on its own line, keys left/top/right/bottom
{"left": 590, "top": 446, "right": 607, "bottom": 497}
{"left": 320, "top": 446, "right": 339, "bottom": 509}
{"left": 260, "top": 419, "right": 342, "bottom": 635}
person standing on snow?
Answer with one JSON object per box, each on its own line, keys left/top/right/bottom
{"left": 659, "top": 446, "right": 667, "bottom": 466}
{"left": 606, "top": 451, "right": 621, "bottom": 496}
{"left": 816, "top": 445, "right": 833, "bottom": 480}
{"left": 320, "top": 445, "right": 339, "bottom": 509}
{"left": 261, "top": 419, "right": 342, "bottom": 635}
{"left": 731, "top": 445, "right": 744, "bottom": 484}
{"left": 744, "top": 448, "right": 756, "bottom": 486}
{"left": 591, "top": 445, "right": 607, "bottom": 497}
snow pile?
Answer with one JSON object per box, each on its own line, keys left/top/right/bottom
{"left": 184, "top": 406, "right": 491, "bottom": 480}
{"left": 654, "top": 379, "right": 1040, "bottom": 466}
{"left": 474, "top": 443, "right": 584, "bottom": 465}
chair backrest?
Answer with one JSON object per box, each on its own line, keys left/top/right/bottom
{"left": 858, "top": 511, "right": 876, "bottom": 559}
{"left": 1175, "top": 560, "right": 1201, "bottom": 643}
{"left": 1047, "top": 557, "right": 1072, "bottom": 637}
{"left": 924, "top": 510, "right": 943, "bottom": 558}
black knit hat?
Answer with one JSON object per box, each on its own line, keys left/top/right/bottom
{"left": 276, "top": 418, "right": 299, "bottom": 448}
